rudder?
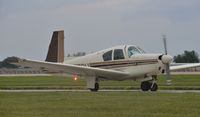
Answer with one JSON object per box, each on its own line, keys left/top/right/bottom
{"left": 45, "top": 30, "right": 64, "bottom": 63}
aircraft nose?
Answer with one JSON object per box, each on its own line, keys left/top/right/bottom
{"left": 161, "top": 55, "right": 173, "bottom": 64}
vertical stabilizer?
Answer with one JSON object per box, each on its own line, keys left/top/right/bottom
{"left": 45, "top": 30, "right": 64, "bottom": 63}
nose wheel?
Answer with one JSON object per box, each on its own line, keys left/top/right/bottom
{"left": 141, "top": 81, "right": 158, "bottom": 91}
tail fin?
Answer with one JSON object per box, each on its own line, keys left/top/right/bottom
{"left": 45, "top": 30, "right": 64, "bottom": 63}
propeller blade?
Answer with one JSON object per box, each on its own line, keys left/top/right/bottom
{"left": 162, "top": 35, "right": 172, "bottom": 85}
{"left": 163, "top": 35, "right": 167, "bottom": 55}
{"left": 165, "top": 63, "right": 171, "bottom": 85}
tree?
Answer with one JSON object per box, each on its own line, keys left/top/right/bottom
{"left": 0, "top": 56, "right": 19, "bottom": 68}
{"left": 174, "top": 50, "right": 199, "bottom": 63}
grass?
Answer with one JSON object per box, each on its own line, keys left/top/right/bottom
{"left": 1, "top": 75, "right": 200, "bottom": 117}
{"left": 0, "top": 92, "right": 200, "bottom": 117}
{"left": 0, "top": 76, "right": 86, "bottom": 89}
{"left": 0, "top": 75, "right": 200, "bottom": 90}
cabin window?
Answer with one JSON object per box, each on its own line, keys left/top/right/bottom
{"left": 114, "top": 49, "right": 124, "bottom": 60}
{"left": 128, "top": 46, "right": 141, "bottom": 57}
{"left": 103, "top": 50, "right": 113, "bottom": 61}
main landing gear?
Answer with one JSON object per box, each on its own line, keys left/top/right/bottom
{"left": 88, "top": 77, "right": 158, "bottom": 92}
{"left": 141, "top": 81, "right": 158, "bottom": 91}
{"left": 90, "top": 82, "right": 99, "bottom": 92}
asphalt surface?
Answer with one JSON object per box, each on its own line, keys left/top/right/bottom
{"left": 1, "top": 89, "right": 200, "bottom": 93}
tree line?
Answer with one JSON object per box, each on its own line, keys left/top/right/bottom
{"left": 0, "top": 56, "right": 19, "bottom": 68}
{"left": 173, "top": 50, "right": 199, "bottom": 63}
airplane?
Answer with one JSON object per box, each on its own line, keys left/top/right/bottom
{"left": 14, "top": 30, "right": 200, "bottom": 92}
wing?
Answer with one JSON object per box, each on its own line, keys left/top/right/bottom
{"left": 13, "top": 59, "right": 129, "bottom": 79}
{"left": 170, "top": 63, "right": 200, "bottom": 71}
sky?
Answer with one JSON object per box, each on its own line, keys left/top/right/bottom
{"left": 0, "top": 0, "right": 200, "bottom": 61}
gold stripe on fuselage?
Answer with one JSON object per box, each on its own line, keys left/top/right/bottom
{"left": 77, "top": 59, "right": 158, "bottom": 69}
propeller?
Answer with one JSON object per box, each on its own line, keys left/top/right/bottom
{"left": 162, "top": 35, "right": 172, "bottom": 85}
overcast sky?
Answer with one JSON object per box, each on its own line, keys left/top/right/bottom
{"left": 0, "top": 0, "right": 200, "bottom": 61}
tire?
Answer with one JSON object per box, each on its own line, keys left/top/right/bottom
{"left": 150, "top": 83, "right": 158, "bottom": 91}
{"left": 141, "top": 81, "right": 151, "bottom": 91}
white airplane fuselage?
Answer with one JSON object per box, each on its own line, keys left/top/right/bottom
{"left": 64, "top": 45, "right": 170, "bottom": 81}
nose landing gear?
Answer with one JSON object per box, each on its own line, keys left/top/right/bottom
{"left": 141, "top": 76, "right": 158, "bottom": 91}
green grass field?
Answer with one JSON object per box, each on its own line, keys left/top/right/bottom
{"left": 0, "top": 75, "right": 200, "bottom": 90}
{"left": 1, "top": 75, "right": 200, "bottom": 117}
{"left": 1, "top": 92, "right": 200, "bottom": 117}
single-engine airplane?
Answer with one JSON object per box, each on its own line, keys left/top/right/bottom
{"left": 14, "top": 30, "right": 200, "bottom": 92}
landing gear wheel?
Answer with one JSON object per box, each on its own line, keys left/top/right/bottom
{"left": 141, "top": 81, "right": 151, "bottom": 91}
{"left": 150, "top": 83, "right": 158, "bottom": 91}
{"left": 90, "top": 83, "right": 99, "bottom": 92}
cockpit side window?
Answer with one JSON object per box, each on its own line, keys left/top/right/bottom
{"left": 128, "top": 46, "right": 141, "bottom": 57}
{"left": 114, "top": 49, "right": 125, "bottom": 60}
{"left": 103, "top": 50, "right": 113, "bottom": 61}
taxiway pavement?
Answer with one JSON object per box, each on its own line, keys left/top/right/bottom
{"left": 1, "top": 89, "right": 200, "bottom": 93}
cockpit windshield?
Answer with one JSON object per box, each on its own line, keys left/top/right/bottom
{"left": 137, "top": 47, "right": 146, "bottom": 53}
{"left": 128, "top": 46, "right": 145, "bottom": 57}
